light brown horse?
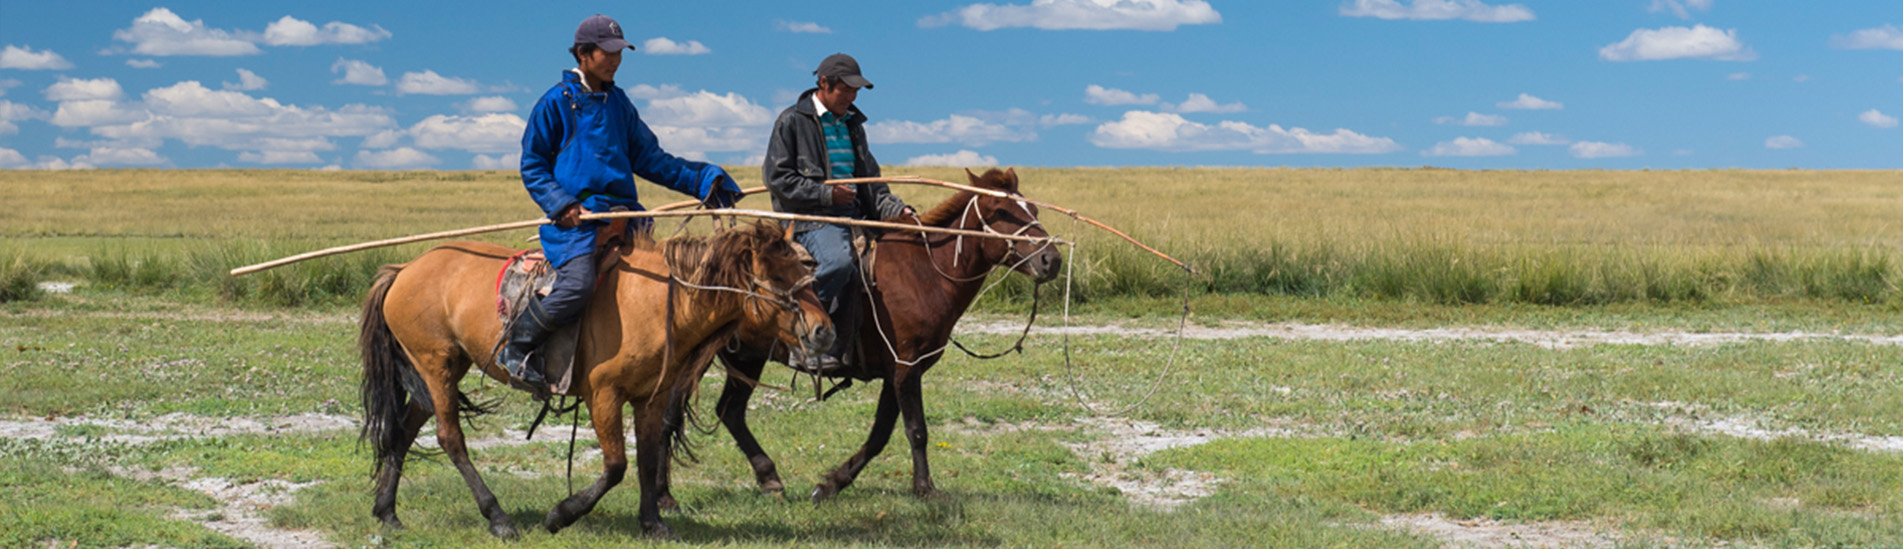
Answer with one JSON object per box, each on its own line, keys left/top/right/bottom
{"left": 358, "top": 221, "right": 832, "bottom": 539}
{"left": 690, "top": 168, "right": 1063, "bottom": 503}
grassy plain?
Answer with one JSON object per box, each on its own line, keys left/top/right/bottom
{"left": 2, "top": 167, "right": 1899, "bottom": 307}
{"left": 4, "top": 292, "right": 1902, "bottom": 546}
{"left": 2, "top": 168, "right": 1901, "bottom": 546}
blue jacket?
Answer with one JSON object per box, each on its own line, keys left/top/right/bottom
{"left": 520, "top": 70, "right": 740, "bottom": 267}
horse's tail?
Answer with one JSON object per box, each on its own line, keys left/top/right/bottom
{"left": 359, "top": 263, "right": 434, "bottom": 474}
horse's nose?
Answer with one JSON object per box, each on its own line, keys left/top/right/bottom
{"left": 807, "top": 321, "right": 836, "bottom": 358}
{"left": 1034, "top": 250, "right": 1062, "bottom": 282}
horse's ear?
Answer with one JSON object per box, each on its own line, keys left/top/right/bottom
{"left": 964, "top": 168, "right": 978, "bottom": 184}
{"left": 1005, "top": 167, "right": 1018, "bottom": 187}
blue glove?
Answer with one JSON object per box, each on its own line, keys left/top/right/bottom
{"left": 703, "top": 170, "right": 742, "bottom": 208}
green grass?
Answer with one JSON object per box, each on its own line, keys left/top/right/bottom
{"left": 0, "top": 457, "right": 246, "bottom": 548}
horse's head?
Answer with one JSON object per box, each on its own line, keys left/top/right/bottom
{"left": 687, "top": 222, "right": 834, "bottom": 364}
{"left": 955, "top": 168, "right": 1063, "bottom": 283}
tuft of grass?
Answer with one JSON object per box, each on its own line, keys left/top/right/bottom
{"left": 0, "top": 247, "right": 45, "bottom": 302}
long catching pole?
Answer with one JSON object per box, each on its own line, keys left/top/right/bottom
{"left": 653, "top": 176, "right": 1198, "bottom": 274}
{"left": 228, "top": 208, "right": 1065, "bottom": 276}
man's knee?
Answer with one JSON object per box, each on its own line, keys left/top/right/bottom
{"left": 540, "top": 256, "right": 598, "bottom": 325}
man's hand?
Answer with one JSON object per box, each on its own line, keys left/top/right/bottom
{"left": 831, "top": 184, "right": 858, "bottom": 206}
{"left": 555, "top": 204, "right": 592, "bottom": 229}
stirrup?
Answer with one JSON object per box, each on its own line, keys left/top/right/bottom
{"left": 506, "top": 352, "right": 553, "bottom": 402}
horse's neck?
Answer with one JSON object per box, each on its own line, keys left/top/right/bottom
{"left": 606, "top": 256, "right": 738, "bottom": 345}
{"left": 877, "top": 225, "right": 994, "bottom": 315}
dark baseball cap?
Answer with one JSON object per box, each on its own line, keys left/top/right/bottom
{"left": 814, "top": 53, "right": 873, "bottom": 90}
{"left": 574, "top": 14, "right": 633, "bottom": 51}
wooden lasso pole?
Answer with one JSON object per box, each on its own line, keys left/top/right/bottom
{"left": 228, "top": 208, "right": 1065, "bottom": 277}
{"left": 654, "top": 176, "right": 1198, "bottom": 274}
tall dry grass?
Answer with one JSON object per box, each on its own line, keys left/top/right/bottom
{"left": 2, "top": 168, "right": 1898, "bottom": 306}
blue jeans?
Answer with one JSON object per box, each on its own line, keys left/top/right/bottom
{"left": 538, "top": 254, "right": 598, "bottom": 326}
{"left": 795, "top": 223, "right": 856, "bottom": 308}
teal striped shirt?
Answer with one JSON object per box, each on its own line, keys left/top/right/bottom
{"left": 819, "top": 110, "right": 855, "bottom": 181}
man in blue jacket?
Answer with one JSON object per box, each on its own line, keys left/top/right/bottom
{"left": 508, "top": 14, "right": 742, "bottom": 396}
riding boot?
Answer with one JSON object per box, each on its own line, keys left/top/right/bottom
{"left": 498, "top": 298, "right": 556, "bottom": 401}
{"left": 813, "top": 287, "right": 863, "bottom": 375}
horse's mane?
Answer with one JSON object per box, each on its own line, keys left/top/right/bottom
{"left": 915, "top": 169, "right": 1017, "bottom": 227}
{"left": 659, "top": 222, "right": 779, "bottom": 306}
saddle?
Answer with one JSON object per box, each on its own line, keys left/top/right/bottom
{"left": 493, "top": 219, "right": 639, "bottom": 396}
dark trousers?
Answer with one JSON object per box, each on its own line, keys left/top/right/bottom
{"left": 539, "top": 254, "right": 597, "bottom": 326}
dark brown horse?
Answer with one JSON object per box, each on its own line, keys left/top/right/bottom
{"left": 693, "top": 168, "right": 1062, "bottom": 503}
{"left": 358, "top": 222, "right": 832, "bottom": 539}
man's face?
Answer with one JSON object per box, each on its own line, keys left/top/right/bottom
{"left": 816, "top": 79, "right": 858, "bottom": 115}
{"left": 579, "top": 46, "right": 622, "bottom": 84}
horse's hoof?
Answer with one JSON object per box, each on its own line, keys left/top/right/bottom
{"left": 489, "top": 522, "right": 519, "bottom": 539}
{"left": 760, "top": 478, "right": 785, "bottom": 496}
{"left": 375, "top": 514, "right": 405, "bottom": 530}
{"left": 810, "top": 483, "right": 837, "bottom": 504}
{"left": 913, "top": 481, "right": 941, "bottom": 499}
{"left": 659, "top": 494, "right": 680, "bottom": 512}
{"left": 643, "top": 521, "right": 678, "bottom": 541}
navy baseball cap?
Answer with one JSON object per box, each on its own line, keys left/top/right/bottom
{"left": 574, "top": 14, "right": 633, "bottom": 51}
{"left": 815, "top": 53, "right": 873, "bottom": 89}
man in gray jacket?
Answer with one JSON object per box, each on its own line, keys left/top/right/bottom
{"left": 763, "top": 53, "right": 913, "bottom": 373}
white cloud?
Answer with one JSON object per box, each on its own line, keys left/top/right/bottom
{"left": 223, "top": 68, "right": 267, "bottom": 91}
{"left": 1726, "top": 72, "right": 1750, "bottom": 80}
{"left": 462, "top": 96, "right": 519, "bottom": 113}
{"left": 3, "top": 153, "right": 95, "bottom": 170}
{"left": 395, "top": 70, "right": 482, "bottom": 95}
{"left": 1763, "top": 135, "right": 1803, "bottom": 149}
{"left": 330, "top": 58, "right": 387, "bottom": 86}
{"left": 1599, "top": 25, "right": 1755, "bottom": 61}
{"left": 1340, "top": 0, "right": 1534, "bottom": 23}
{"left": 1793, "top": 74, "right": 1810, "bottom": 83}
{"left": 360, "top": 130, "right": 404, "bottom": 149}
{"left": 0, "top": 45, "right": 74, "bottom": 70}
{"left": 643, "top": 91, "right": 773, "bottom": 127}
{"left": 1497, "top": 93, "right": 1562, "bottom": 110}
{"left": 905, "top": 150, "right": 1000, "bottom": 167}
{"left": 408, "top": 113, "right": 527, "bottom": 154}
{"left": 238, "top": 150, "right": 323, "bottom": 164}
{"left": 627, "top": 84, "right": 689, "bottom": 100}
{"left": 473, "top": 153, "right": 521, "bottom": 170}
{"left": 1088, "top": 110, "right": 1401, "bottom": 154}
{"left": 0, "top": 100, "right": 48, "bottom": 135}
{"left": 921, "top": 0, "right": 1222, "bottom": 31}
{"left": 0, "top": 147, "right": 24, "bottom": 167}
{"left": 1084, "top": 85, "right": 1159, "bottom": 106}
{"left": 1166, "top": 93, "right": 1246, "bottom": 114}
{"left": 59, "top": 81, "right": 397, "bottom": 156}
{"left": 1423, "top": 137, "right": 1515, "bottom": 157}
{"left": 1507, "top": 131, "right": 1569, "bottom": 145}
{"left": 1648, "top": 0, "right": 1713, "bottom": 20}
{"left": 1041, "top": 113, "right": 1092, "bottom": 127}
{"left": 869, "top": 115, "right": 1033, "bottom": 146}
{"left": 776, "top": 21, "right": 833, "bottom": 34}
{"left": 1434, "top": 112, "right": 1507, "bottom": 126}
{"left": 111, "top": 8, "right": 262, "bottom": 56}
{"left": 1569, "top": 141, "right": 1640, "bottom": 158}
{"left": 644, "top": 127, "right": 760, "bottom": 159}
{"left": 261, "top": 16, "right": 391, "bottom": 46}
{"left": 126, "top": 59, "right": 162, "bottom": 69}
{"left": 1859, "top": 109, "right": 1898, "bottom": 129}
{"left": 0, "top": 79, "right": 17, "bottom": 97}
{"left": 641, "top": 37, "right": 712, "bottom": 55}
{"left": 1832, "top": 25, "right": 1903, "bottom": 50}
{"left": 75, "top": 146, "right": 166, "bottom": 166}
{"left": 355, "top": 147, "right": 438, "bottom": 169}
{"left": 43, "top": 78, "right": 125, "bottom": 102}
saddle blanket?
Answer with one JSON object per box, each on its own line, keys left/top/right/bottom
{"left": 495, "top": 250, "right": 580, "bottom": 396}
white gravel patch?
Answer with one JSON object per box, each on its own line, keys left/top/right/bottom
{"left": 1379, "top": 512, "right": 1626, "bottom": 548}
{"left": 959, "top": 320, "right": 1903, "bottom": 349}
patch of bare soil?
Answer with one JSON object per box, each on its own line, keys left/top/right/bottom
{"left": 1379, "top": 512, "right": 1626, "bottom": 548}
{"left": 1057, "top": 417, "right": 1311, "bottom": 510}
{"left": 110, "top": 466, "right": 333, "bottom": 549}
{"left": 958, "top": 320, "right": 1903, "bottom": 349}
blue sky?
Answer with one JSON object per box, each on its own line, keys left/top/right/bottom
{"left": 2, "top": 0, "right": 1901, "bottom": 170}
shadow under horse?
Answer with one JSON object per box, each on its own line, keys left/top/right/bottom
{"left": 357, "top": 222, "right": 833, "bottom": 539}
{"left": 694, "top": 168, "right": 1063, "bottom": 503}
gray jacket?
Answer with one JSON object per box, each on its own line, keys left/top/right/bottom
{"left": 763, "top": 88, "right": 908, "bottom": 233}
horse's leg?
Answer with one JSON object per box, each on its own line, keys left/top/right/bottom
{"left": 632, "top": 397, "right": 677, "bottom": 539}
{"left": 371, "top": 400, "right": 431, "bottom": 528}
{"left": 896, "top": 370, "right": 940, "bottom": 498}
{"left": 544, "top": 390, "right": 627, "bottom": 535}
{"left": 812, "top": 374, "right": 902, "bottom": 503}
{"left": 715, "top": 353, "right": 784, "bottom": 495}
{"left": 424, "top": 370, "right": 517, "bottom": 539}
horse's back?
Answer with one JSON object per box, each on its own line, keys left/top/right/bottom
{"left": 382, "top": 241, "right": 524, "bottom": 363}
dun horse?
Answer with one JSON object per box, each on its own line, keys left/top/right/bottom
{"left": 697, "top": 168, "right": 1063, "bottom": 502}
{"left": 358, "top": 221, "right": 832, "bottom": 538}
